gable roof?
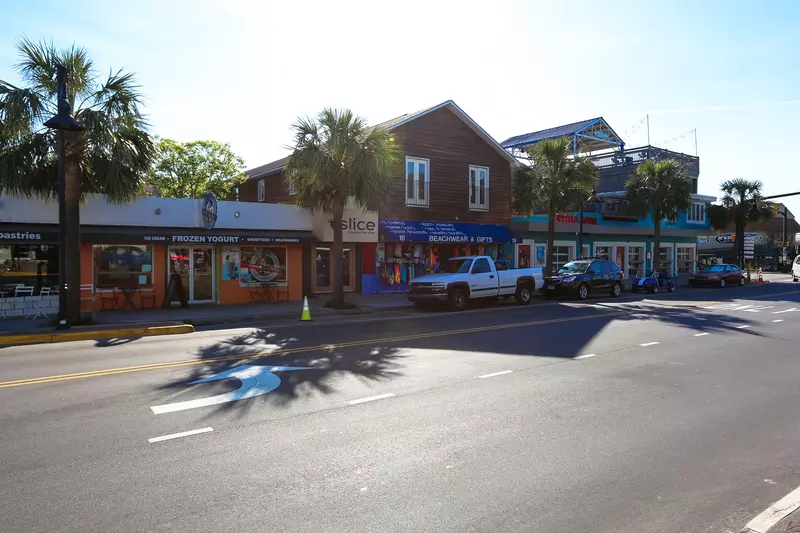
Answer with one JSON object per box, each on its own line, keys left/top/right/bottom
{"left": 501, "top": 117, "right": 624, "bottom": 152}
{"left": 372, "top": 100, "right": 516, "bottom": 164}
{"left": 244, "top": 155, "right": 290, "bottom": 180}
{"left": 244, "top": 100, "right": 516, "bottom": 179}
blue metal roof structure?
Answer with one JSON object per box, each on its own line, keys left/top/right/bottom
{"left": 501, "top": 117, "right": 625, "bottom": 154}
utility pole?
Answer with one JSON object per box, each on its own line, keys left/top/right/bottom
{"left": 646, "top": 115, "right": 650, "bottom": 146}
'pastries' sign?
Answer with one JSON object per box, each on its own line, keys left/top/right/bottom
{"left": 0, "top": 231, "right": 42, "bottom": 240}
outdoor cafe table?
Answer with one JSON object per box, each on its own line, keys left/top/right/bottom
{"left": 118, "top": 286, "right": 140, "bottom": 310}
{"left": 247, "top": 283, "right": 277, "bottom": 303}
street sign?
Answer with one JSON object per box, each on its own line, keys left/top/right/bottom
{"left": 744, "top": 234, "right": 755, "bottom": 259}
{"left": 150, "top": 365, "right": 309, "bottom": 414}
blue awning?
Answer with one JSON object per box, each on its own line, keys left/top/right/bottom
{"left": 379, "top": 220, "right": 518, "bottom": 244}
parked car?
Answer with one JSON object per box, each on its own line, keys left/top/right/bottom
{"left": 407, "top": 256, "right": 543, "bottom": 311}
{"left": 631, "top": 270, "right": 675, "bottom": 294}
{"left": 793, "top": 256, "right": 800, "bottom": 282}
{"left": 689, "top": 264, "right": 745, "bottom": 288}
{"left": 543, "top": 258, "right": 624, "bottom": 300}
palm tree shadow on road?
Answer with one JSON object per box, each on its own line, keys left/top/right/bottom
{"left": 154, "top": 328, "right": 406, "bottom": 418}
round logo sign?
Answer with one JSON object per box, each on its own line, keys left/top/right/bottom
{"left": 201, "top": 192, "right": 218, "bottom": 230}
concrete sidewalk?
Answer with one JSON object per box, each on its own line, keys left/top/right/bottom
{"left": 0, "top": 293, "right": 415, "bottom": 335}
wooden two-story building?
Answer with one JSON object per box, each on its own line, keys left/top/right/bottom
{"left": 241, "top": 100, "right": 518, "bottom": 295}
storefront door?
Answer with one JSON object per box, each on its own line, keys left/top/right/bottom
{"left": 169, "top": 246, "right": 215, "bottom": 303}
{"left": 312, "top": 244, "right": 355, "bottom": 293}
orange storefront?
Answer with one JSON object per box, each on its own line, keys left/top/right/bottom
{"left": 72, "top": 228, "right": 311, "bottom": 313}
{"left": 1, "top": 194, "right": 316, "bottom": 318}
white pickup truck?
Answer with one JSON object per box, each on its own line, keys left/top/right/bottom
{"left": 407, "top": 256, "right": 544, "bottom": 311}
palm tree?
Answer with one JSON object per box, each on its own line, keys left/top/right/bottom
{"left": 719, "top": 178, "right": 770, "bottom": 267}
{"left": 285, "top": 108, "right": 399, "bottom": 308}
{"left": 625, "top": 159, "right": 692, "bottom": 273}
{"left": 0, "top": 39, "right": 153, "bottom": 323}
{"left": 512, "top": 137, "right": 597, "bottom": 275}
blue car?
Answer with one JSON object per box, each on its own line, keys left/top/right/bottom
{"left": 631, "top": 270, "right": 675, "bottom": 294}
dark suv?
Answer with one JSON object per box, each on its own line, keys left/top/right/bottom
{"left": 543, "top": 259, "right": 624, "bottom": 300}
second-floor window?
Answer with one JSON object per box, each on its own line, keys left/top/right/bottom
{"left": 287, "top": 179, "right": 296, "bottom": 196}
{"left": 406, "top": 157, "right": 429, "bottom": 207}
{"left": 688, "top": 203, "right": 705, "bottom": 223}
{"left": 469, "top": 165, "right": 489, "bottom": 210}
{"left": 257, "top": 179, "right": 265, "bottom": 202}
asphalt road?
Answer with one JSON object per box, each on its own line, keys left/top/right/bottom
{"left": 2, "top": 280, "right": 800, "bottom": 533}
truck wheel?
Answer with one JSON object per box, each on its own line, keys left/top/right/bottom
{"left": 448, "top": 288, "right": 467, "bottom": 311}
{"left": 515, "top": 284, "right": 532, "bottom": 305}
{"left": 578, "top": 283, "right": 589, "bottom": 300}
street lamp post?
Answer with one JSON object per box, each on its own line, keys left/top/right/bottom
{"left": 44, "top": 64, "right": 83, "bottom": 329}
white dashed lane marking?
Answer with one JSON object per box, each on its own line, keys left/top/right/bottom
{"left": 694, "top": 332, "right": 710, "bottom": 337}
{"left": 478, "top": 370, "right": 514, "bottom": 379}
{"left": 347, "top": 393, "right": 396, "bottom": 405}
{"left": 148, "top": 427, "right": 213, "bottom": 444}
{"left": 737, "top": 325, "right": 751, "bottom": 329}
{"left": 639, "top": 342, "right": 660, "bottom": 347}
{"left": 575, "top": 354, "right": 597, "bottom": 360}
{"left": 772, "top": 319, "right": 784, "bottom": 323}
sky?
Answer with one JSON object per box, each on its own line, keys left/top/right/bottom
{"left": 2, "top": 0, "right": 800, "bottom": 216}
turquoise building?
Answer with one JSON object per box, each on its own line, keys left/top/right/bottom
{"left": 502, "top": 119, "right": 714, "bottom": 278}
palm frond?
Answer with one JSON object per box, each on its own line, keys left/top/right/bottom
{"left": 513, "top": 137, "right": 598, "bottom": 214}
{"left": 80, "top": 109, "right": 154, "bottom": 202}
{"left": 0, "top": 82, "right": 53, "bottom": 136}
{"left": 285, "top": 108, "right": 399, "bottom": 213}
{"left": 14, "top": 38, "right": 57, "bottom": 95}
{"left": 625, "top": 159, "right": 691, "bottom": 220}
{"left": 85, "top": 69, "right": 145, "bottom": 118}
{"left": 0, "top": 131, "right": 57, "bottom": 198}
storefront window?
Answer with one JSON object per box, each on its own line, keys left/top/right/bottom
{"left": 239, "top": 247, "right": 287, "bottom": 285}
{"left": 94, "top": 245, "right": 153, "bottom": 287}
{"left": 0, "top": 244, "right": 58, "bottom": 289}
{"left": 552, "top": 246, "right": 572, "bottom": 271}
{"left": 677, "top": 247, "right": 694, "bottom": 273}
{"left": 534, "top": 244, "right": 546, "bottom": 267}
{"left": 659, "top": 247, "right": 673, "bottom": 272}
{"left": 595, "top": 246, "right": 610, "bottom": 260}
{"left": 628, "top": 246, "right": 644, "bottom": 278}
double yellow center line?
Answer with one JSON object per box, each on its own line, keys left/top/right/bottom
{"left": 0, "top": 310, "right": 625, "bottom": 389}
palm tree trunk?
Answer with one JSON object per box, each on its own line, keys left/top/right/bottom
{"left": 328, "top": 196, "right": 345, "bottom": 308}
{"left": 65, "top": 154, "right": 82, "bottom": 324}
{"left": 546, "top": 203, "right": 556, "bottom": 275}
{"left": 652, "top": 216, "right": 661, "bottom": 273}
{"left": 737, "top": 192, "right": 746, "bottom": 268}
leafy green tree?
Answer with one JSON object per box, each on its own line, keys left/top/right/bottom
{"left": 285, "top": 108, "right": 399, "bottom": 308}
{"left": 512, "top": 137, "right": 597, "bottom": 275}
{"left": 146, "top": 138, "right": 246, "bottom": 199}
{"left": 0, "top": 38, "right": 153, "bottom": 323}
{"left": 625, "top": 159, "right": 692, "bottom": 272}
{"left": 718, "top": 178, "right": 774, "bottom": 266}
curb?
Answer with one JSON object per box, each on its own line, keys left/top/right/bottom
{"left": 0, "top": 324, "right": 194, "bottom": 346}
